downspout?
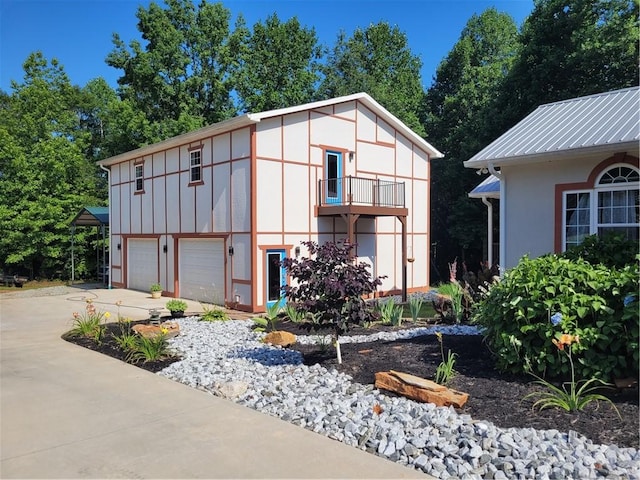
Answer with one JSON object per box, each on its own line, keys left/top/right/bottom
{"left": 99, "top": 164, "right": 112, "bottom": 289}
{"left": 487, "top": 162, "right": 504, "bottom": 274}
{"left": 481, "top": 196, "right": 493, "bottom": 268}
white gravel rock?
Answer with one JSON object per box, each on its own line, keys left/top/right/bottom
{"left": 159, "top": 317, "right": 640, "bottom": 480}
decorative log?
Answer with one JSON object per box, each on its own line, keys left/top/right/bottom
{"left": 375, "top": 370, "right": 469, "bottom": 408}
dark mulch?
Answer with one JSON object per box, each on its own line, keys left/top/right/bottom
{"left": 279, "top": 319, "right": 639, "bottom": 450}
{"left": 62, "top": 318, "right": 182, "bottom": 373}
{"left": 63, "top": 317, "right": 639, "bottom": 449}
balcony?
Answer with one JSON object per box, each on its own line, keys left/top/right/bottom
{"left": 317, "top": 176, "right": 408, "bottom": 217}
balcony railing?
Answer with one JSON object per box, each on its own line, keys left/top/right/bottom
{"left": 318, "top": 176, "right": 405, "bottom": 208}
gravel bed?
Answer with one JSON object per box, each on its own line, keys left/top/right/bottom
{"left": 159, "top": 317, "right": 640, "bottom": 480}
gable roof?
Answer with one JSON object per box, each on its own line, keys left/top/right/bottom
{"left": 70, "top": 206, "right": 109, "bottom": 227}
{"left": 464, "top": 86, "right": 640, "bottom": 169}
{"left": 98, "top": 93, "right": 443, "bottom": 167}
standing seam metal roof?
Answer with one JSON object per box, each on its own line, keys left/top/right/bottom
{"left": 464, "top": 86, "right": 640, "bottom": 167}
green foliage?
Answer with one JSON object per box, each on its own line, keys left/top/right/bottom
{"left": 408, "top": 295, "right": 424, "bottom": 322}
{"left": 0, "top": 53, "right": 102, "bottom": 278}
{"left": 234, "top": 13, "right": 321, "bottom": 112}
{"left": 377, "top": 298, "right": 403, "bottom": 326}
{"left": 524, "top": 334, "right": 620, "bottom": 417}
{"left": 112, "top": 328, "right": 138, "bottom": 352}
{"left": 283, "top": 303, "right": 305, "bottom": 323}
{"left": 282, "top": 240, "right": 384, "bottom": 339}
{"left": 69, "top": 301, "right": 109, "bottom": 343}
{"left": 199, "top": 305, "right": 228, "bottom": 322}
{"left": 473, "top": 254, "right": 639, "bottom": 380}
{"left": 422, "top": 9, "right": 519, "bottom": 279}
{"left": 319, "top": 22, "right": 426, "bottom": 136}
{"left": 436, "top": 282, "right": 466, "bottom": 323}
{"left": 126, "top": 334, "right": 171, "bottom": 363}
{"left": 253, "top": 300, "right": 282, "bottom": 332}
{"left": 165, "top": 299, "right": 188, "bottom": 313}
{"left": 434, "top": 332, "right": 458, "bottom": 385}
{"left": 562, "top": 233, "right": 638, "bottom": 269}
{"left": 150, "top": 283, "right": 162, "bottom": 292}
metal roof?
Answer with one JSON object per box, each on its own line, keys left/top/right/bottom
{"left": 464, "top": 86, "right": 640, "bottom": 168}
{"left": 70, "top": 207, "right": 109, "bottom": 227}
{"left": 98, "top": 93, "right": 443, "bottom": 167}
{"left": 469, "top": 174, "right": 500, "bottom": 199}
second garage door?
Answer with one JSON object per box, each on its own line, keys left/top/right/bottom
{"left": 178, "top": 238, "right": 225, "bottom": 305}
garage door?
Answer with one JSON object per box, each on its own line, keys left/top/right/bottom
{"left": 179, "top": 238, "right": 225, "bottom": 305}
{"left": 128, "top": 238, "right": 159, "bottom": 292}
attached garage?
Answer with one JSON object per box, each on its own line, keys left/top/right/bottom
{"left": 127, "top": 238, "right": 159, "bottom": 291}
{"left": 178, "top": 238, "right": 225, "bottom": 305}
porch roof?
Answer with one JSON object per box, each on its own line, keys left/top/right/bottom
{"left": 469, "top": 174, "right": 500, "bottom": 199}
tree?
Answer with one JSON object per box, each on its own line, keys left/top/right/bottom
{"left": 319, "top": 22, "right": 425, "bottom": 136}
{"left": 106, "top": 0, "right": 242, "bottom": 147}
{"left": 281, "top": 240, "right": 384, "bottom": 363}
{"left": 233, "top": 13, "right": 322, "bottom": 112}
{"left": 422, "top": 8, "right": 519, "bottom": 280}
{"left": 0, "top": 53, "right": 100, "bottom": 278}
{"left": 490, "top": 0, "right": 639, "bottom": 135}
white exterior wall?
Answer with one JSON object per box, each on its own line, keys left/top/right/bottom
{"left": 502, "top": 156, "right": 611, "bottom": 269}
{"left": 107, "top": 96, "right": 435, "bottom": 311}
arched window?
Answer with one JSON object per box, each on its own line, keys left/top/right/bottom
{"left": 564, "top": 164, "right": 639, "bottom": 249}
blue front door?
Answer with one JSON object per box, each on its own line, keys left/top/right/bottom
{"left": 266, "top": 249, "right": 286, "bottom": 308}
{"left": 325, "top": 151, "right": 342, "bottom": 204}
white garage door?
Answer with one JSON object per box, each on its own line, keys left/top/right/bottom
{"left": 128, "top": 238, "right": 159, "bottom": 292}
{"left": 179, "top": 238, "right": 225, "bottom": 305}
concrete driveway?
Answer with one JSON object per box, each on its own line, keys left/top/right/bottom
{"left": 0, "top": 285, "right": 428, "bottom": 479}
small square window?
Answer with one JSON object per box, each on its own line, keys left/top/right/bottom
{"left": 135, "top": 164, "right": 144, "bottom": 192}
{"left": 190, "top": 150, "right": 202, "bottom": 183}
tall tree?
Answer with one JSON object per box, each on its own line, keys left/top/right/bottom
{"left": 422, "top": 9, "right": 519, "bottom": 280}
{"left": 320, "top": 22, "right": 425, "bottom": 136}
{"left": 233, "top": 13, "right": 322, "bottom": 112}
{"left": 0, "top": 53, "right": 99, "bottom": 278}
{"left": 491, "top": 0, "right": 639, "bottom": 134}
{"left": 106, "top": 0, "right": 242, "bottom": 147}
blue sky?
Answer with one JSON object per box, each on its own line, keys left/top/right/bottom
{"left": 0, "top": 0, "right": 534, "bottom": 93}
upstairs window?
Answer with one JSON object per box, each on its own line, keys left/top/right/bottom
{"left": 190, "top": 150, "right": 202, "bottom": 183}
{"left": 564, "top": 164, "right": 639, "bottom": 249}
{"left": 134, "top": 164, "right": 144, "bottom": 192}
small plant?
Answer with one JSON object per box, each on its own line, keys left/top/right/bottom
{"left": 408, "top": 295, "right": 424, "bottom": 322}
{"left": 378, "top": 298, "right": 403, "bottom": 326}
{"left": 436, "top": 282, "right": 465, "bottom": 323}
{"left": 112, "top": 315, "right": 137, "bottom": 352}
{"left": 165, "top": 299, "right": 188, "bottom": 315}
{"left": 434, "top": 332, "right": 457, "bottom": 385}
{"left": 69, "top": 299, "right": 109, "bottom": 344}
{"left": 253, "top": 300, "right": 282, "bottom": 332}
{"left": 283, "top": 303, "right": 305, "bottom": 323}
{"left": 524, "top": 333, "right": 620, "bottom": 417}
{"left": 199, "top": 305, "right": 228, "bottom": 322}
{"left": 150, "top": 283, "right": 162, "bottom": 292}
{"left": 127, "top": 333, "right": 172, "bottom": 363}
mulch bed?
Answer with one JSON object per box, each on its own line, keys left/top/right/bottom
{"left": 63, "top": 317, "right": 639, "bottom": 449}
{"left": 278, "top": 319, "right": 639, "bottom": 450}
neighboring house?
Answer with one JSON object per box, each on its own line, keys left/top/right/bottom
{"left": 98, "top": 93, "right": 443, "bottom": 312}
{"left": 465, "top": 86, "right": 639, "bottom": 271}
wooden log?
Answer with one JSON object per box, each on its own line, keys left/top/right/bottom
{"left": 375, "top": 371, "right": 469, "bottom": 408}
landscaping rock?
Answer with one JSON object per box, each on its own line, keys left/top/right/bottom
{"left": 132, "top": 321, "right": 180, "bottom": 339}
{"left": 374, "top": 370, "right": 469, "bottom": 408}
{"left": 263, "top": 330, "right": 296, "bottom": 347}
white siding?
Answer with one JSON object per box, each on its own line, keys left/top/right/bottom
{"left": 231, "top": 159, "right": 250, "bottom": 232}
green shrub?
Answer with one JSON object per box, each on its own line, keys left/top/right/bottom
{"left": 165, "top": 299, "right": 188, "bottom": 313}
{"left": 473, "top": 254, "right": 639, "bottom": 381}
{"left": 562, "top": 233, "right": 638, "bottom": 269}
{"left": 127, "top": 334, "right": 172, "bottom": 363}
{"left": 199, "top": 305, "right": 228, "bottom": 322}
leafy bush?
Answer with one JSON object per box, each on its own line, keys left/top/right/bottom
{"left": 127, "top": 334, "right": 172, "bottom": 363}
{"left": 253, "top": 300, "right": 282, "bottom": 332}
{"left": 199, "top": 305, "right": 228, "bottom": 322}
{"left": 69, "top": 300, "right": 109, "bottom": 343}
{"left": 165, "top": 299, "right": 188, "bottom": 313}
{"left": 473, "top": 254, "right": 639, "bottom": 381}
{"left": 282, "top": 240, "right": 384, "bottom": 338}
{"left": 562, "top": 233, "right": 638, "bottom": 269}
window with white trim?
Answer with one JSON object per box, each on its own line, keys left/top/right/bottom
{"left": 134, "top": 164, "right": 144, "bottom": 192}
{"left": 563, "top": 165, "right": 639, "bottom": 250}
{"left": 190, "top": 150, "right": 202, "bottom": 183}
